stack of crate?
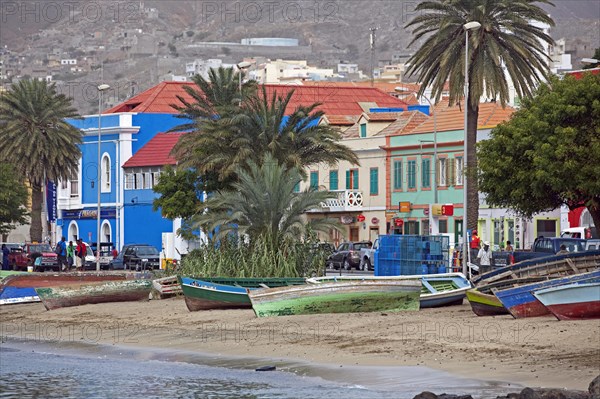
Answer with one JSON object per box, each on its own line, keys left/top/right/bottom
{"left": 375, "top": 235, "right": 450, "bottom": 276}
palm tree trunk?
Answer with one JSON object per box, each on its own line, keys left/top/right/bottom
{"left": 30, "top": 183, "right": 43, "bottom": 243}
{"left": 588, "top": 198, "right": 600, "bottom": 235}
{"left": 466, "top": 101, "right": 479, "bottom": 231}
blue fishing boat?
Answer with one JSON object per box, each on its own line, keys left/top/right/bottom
{"left": 492, "top": 269, "right": 600, "bottom": 318}
{"left": 533, "top": 282, "right": 600, "bottom": 320}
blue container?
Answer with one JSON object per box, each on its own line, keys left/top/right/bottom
{"left": 420, "top": 264, "right": 429, "bottom": 275}
{"left": 428, "top": 264, "right": 437, "bottom": 274}
{"left": 438, "top": 266, "right": 447, "bottom": 274}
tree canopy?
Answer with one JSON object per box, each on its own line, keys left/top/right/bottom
{"left": 0, "top": 163, "right": 29, "bottom": 238}
{"left": 405, "top": 0, "right": 554, "bottom": 230}
{"left": 478, "top": 72, "right": 600, "bottom": 229}
{"left": 0, "top": 79, "right": 82, "bottom": 241}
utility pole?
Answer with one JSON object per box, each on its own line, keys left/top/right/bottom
{"left": 369, "top": 27, "right": 377, "bottom": 87}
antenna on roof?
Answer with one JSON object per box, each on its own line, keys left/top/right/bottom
{"left": 369, "top": 27, "right": 378, "bottom": 88}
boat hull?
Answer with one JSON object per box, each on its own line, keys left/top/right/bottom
{"left": 494, "top": 270, "right": 600, "bottom": 319}
{"left": 465, "top": 289, "right": 509, "bottom": 316}
{"left": 178, "top": 277, "right": 307, "bottom": 311}
{"left": 533, "top": 282, "right": 600, "bottom": 320}
{"left": 249, "top": 280, "right": 421, "bottom": 317}
{"left": 35, "top": 280, "right": 152, "bottom": 310}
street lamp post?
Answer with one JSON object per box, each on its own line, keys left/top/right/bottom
{"left": 462, "top": 21, "right": 481, "bottom": 277}
{"left": 96, "top": 84, "right": 110, "bottom": 271}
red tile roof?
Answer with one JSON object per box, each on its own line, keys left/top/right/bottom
{"left": 105, "top": 81, "right": 408, "bottom": 116}
{"left": 363, "top": 112, "right": 404, "bottom": 122}
{"left": 122, "top": 132, "right": 185, "bottom": 168}
{"left": 322, "top": 115, "right": 357, "bottom": 125}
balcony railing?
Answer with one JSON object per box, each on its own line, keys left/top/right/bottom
{"left": 317, "top": 190, "right": 363, "bottom": 212}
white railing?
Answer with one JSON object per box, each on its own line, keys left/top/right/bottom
{"left": 319, "top": 190, "right": 363, "bottom": 212}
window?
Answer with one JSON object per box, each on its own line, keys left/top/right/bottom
{"left": 293, "top": 181, "right": 300, "bottom": 193}
{"left": 360, "top": 124, "right": 367, "bottom": 138}
{"left": 407, "top": 160, "right": 416, "bottom": 189}
{"left": 439, "top": 219, "right": 448, "bottom": 233}
{"left": 455, "top": 156, "right": 463, "bottom": 185}
{"left": 369, "top": 168, "right": 378, "bottom": 195}
{"left": 101, "top": 154, "right": 111, "bottom": 192}
{"left": 152, "top": 171, "right": 161, "bottom": 186}
{"left": 135, "top": 173, "right": 143, "bottom": 189}
{"left": 422, "top": 159, "right": 430, "bottom": 188}
{"left": 70, "top": 171, "right": 79, "bottom": 197}
{"left": 438, "top": 158, "right": 447, "bottom": 187}
{"left": 346, "top": 169, "right": 358, "bottom": 190}
{"left": 125, "top": 173, "right": 135, "bottom": 190}
{"left": 393, "top": 160, "right": 402, "bottom": 190}
{"left": 143, "top": 172, "right": 152, "bottom": 189}
{"left": 329, "top": 170, "right": 338, "bottom": 191}
{"left": 310, "top": 171, "right": 318, "bottom": 191}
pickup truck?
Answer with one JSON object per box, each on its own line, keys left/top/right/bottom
{"left": 509, "top": 237, "right": 587, "bottom": 264}
{"left": 359, "top": 239, "right": 379, "bottom": 271}
{"left": 9, "top": 243, "right": 60, "bottom": 271}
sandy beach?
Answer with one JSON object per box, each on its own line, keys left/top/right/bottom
{"left": 1, "top": 298, "right": 598, "bottom": 392}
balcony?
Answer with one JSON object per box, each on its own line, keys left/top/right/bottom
{"left": 317, "top": 190, "right": 363, "bottom": 212}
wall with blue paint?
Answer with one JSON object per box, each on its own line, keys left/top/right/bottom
{"left": 131, "top": 114, "right": 186, "bottom": 151}
{"left": 123, "top": 189, "right": 172, "bottom": 249}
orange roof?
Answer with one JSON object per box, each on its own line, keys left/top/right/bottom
{"left": 122, "top": 132, "right": 185, "bottom": 168}
{"left": 364, "top": 112, "right": 404, "bottom": 122}
{"left": 322, "top": 115, "right": 358, "bottom": 125}
{"left": 106, "top": 81, "right": 408, "bottom": 116}
{"left": 375, "top": 111, "right": 430, "bottom": 137}
{"left": 408, "top": 102, "right": 515, "bottom": 134}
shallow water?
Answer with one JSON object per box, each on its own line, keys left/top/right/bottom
{"left": 0, "top": 339, "right": 519, "bottom": 398}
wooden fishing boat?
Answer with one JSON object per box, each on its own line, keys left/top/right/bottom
{"left": 248, "top": 280, "right": 422, "bottom": 317}
{"left": 473, "top": 251, "right": 600, "bottom": 285}
{"left": 178, "top": 276, "right": 307, "bottom": 311}
{"left": 533, "top": 282, "right": 600, "bottom": 320}
{"left": 466, "top": 276, "right": 550, "bottom": 316}
{"left": 152, "top": 275, "right": 182, "bottom": 298}
{"left": 0, "top": 271, "right": 147, "bottom": 306}
{"left": 492, "top": 269, "right": 600, "bottom": 318}
{"left": 307, "top": 273, "right": 471, "bottom": 308}
{"left": 35, "top": 279, "right": 153, "bottom": 310}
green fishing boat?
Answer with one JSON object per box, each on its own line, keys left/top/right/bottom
{"left": 248, "top": 279, "right": 422, "bottom": 317}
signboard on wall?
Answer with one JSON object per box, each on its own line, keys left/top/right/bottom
{"left": 62, "top": 208, "right": 116, "bottom": 219}
{"left": 399, "top": 201, "right": 411, "bottom": 213}
{"left": 46, "top": 180, "right": 57, "bottom": 222}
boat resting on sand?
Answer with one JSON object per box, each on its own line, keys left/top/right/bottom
{"left": 248, "top": 279, "right": 422, "bottom": 317}
{"left": 0, "top": 272, "right": 142, "bottom": 306}
{"left": 152, "top": 275, "right": 182, "bottom": 299}
{"left": 178, "top": 276, "right": 307, "bottom": 311}
{"left": 533, "top": 282, "right": 600, "bottom": 321}
{"left": 35, "top": 279, "right": 152, "bottom": 310}
{"left": 307, "top": 273, "right": 471, "bottom": 308}
{"left": 493, "top": 269, "right": 600, "bottom": 319}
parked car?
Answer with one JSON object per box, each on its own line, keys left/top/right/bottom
{"left": 327, "top": 241, "right": 372, "bottom": 271}
{"left": 109, "top": 244, "right": 160, "bottom": 271}
{"left": 509, "top": 237, "right": 587, "bottom": 264}
{"left": 359, "top": 238, "right": 379, "bottom": 271}
{"left": 585, "top": 239, "right": 600, "bottom": 251}
{"left": 11, "top": 243, "right": 60, "bottom": 271}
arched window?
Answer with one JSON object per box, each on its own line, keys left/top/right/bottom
{"left": 101, "top": 153, "right": 111, "bottom": 192}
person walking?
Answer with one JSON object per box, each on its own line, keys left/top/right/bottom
{"left": 75, "top": 239, "right": 86, "bottom": 271}
{"left": 66, "top": 240, "right": 75, "bottom": 270}
{"left": 2, "top": 244, "right": 10, "bottom": 271}
{"left": 505, "top": 240, "right": 514, "bottom": 251}
{"left": 56, "top": 236, "right": 68, "bottom": 271}
{"left": 477, "top": 240, "right": 493, "bottom": 273}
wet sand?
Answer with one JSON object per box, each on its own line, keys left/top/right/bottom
{"left": 1, "top": 298, "right": 598, "bottom": 391}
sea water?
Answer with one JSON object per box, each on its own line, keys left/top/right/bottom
{"left": 0, "top": 339, "right": 519, "bottom": 399}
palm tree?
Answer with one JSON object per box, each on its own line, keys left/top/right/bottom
{"left": 0, "top": 79, "right": 82, "bottom": 242}
{"left": 194, "top": 154, "right": 340, "bottom": 247}
{"left": 405, "top": 0, "right": 554, "bottom": 230}
{"left": 174, "top": 85, "right": 359, "bottom": 186}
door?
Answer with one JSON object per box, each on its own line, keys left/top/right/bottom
{"left": 369, "top": 227, "right": 379, "bottom": 242}
{"left": 349, "top": 227, "right": 359, "bottom": 242}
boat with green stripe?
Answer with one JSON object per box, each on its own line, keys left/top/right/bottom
{"left": 248, "top": 279, "right": 422, "bottom": 317}
{"left": 178, "top": 276, "right": 307, "bottom": 311}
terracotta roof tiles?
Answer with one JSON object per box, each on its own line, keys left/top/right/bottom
{"left": 122, "top": 132, "right": 185, "bottom": 168}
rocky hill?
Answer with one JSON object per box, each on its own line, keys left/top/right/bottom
{"left": 1, "top": 0, "right": 598, "bottom": 115}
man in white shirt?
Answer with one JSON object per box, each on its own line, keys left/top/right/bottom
{"left": 477, "top": 240, "right": 493, "bottom": 271}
